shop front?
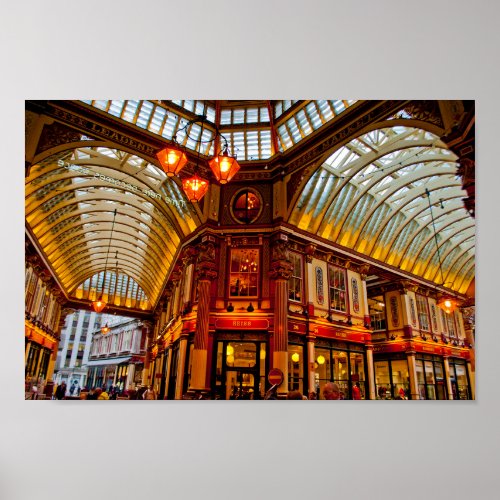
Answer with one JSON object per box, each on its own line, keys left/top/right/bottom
{"left": 211, "top": 333, "right": 268, "bottom": 400}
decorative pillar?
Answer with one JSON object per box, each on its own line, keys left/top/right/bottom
{"left": 126, "top": 363, "right": 135, "bottom": 389}
{"left": 141, "top": 321, "right": 154, "bottom": 386}
{"left": 306, "top": 334, "right": 316, "bottom": 395}
{"left": 366, "top": 345, "right": 376, "bottom": 400}
{"left": 467, "top": 360, "right": 475, "bottom": 400}
{"left": 443, "top": 357, "right": 454, "bottom": 400}
{"left": 46, "top": 341, "right": 59, "bottom": 381}
{"left": 189, "top": 242, "right": 217, "bottom": 395}
{"left": 359, "top": 264, "right": 371, "bottom": 328}
{"left": 175, "top": 334, "right": 189, "bottom": 399}
{"left": 406, "top": 351, "right": 419, "bottom": 400}
{"left": 400, "top": 281, "right": 418, "bottom": 339}
{"left": 269, "top": 236, "right": 293, "bottom": 397}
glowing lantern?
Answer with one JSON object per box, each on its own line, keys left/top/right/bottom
{"left": 208, "top": 150, "right": 240, "bottom": 184}
{"left": 156, "top": 146, "right": 188, "bottom": 177}
{"left": 182, "top": 174, "right": 209, "bottom": 202}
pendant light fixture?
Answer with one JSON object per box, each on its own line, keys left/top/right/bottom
{"left": 92, "top": 208, "right": 117, "bottom": 313}
{"left": 425, "top": 189, "right": 458, "bottom": 314}
{"left": 101, "top": 323, "right": 110, "bottom": 335}
{"left": 156, "top": 113, "right": 240, "bottom": 201}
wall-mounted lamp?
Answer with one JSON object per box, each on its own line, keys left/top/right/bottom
{"left": 101, "top": 323, "right": 110, "bottom": 335}
{"left": 316, "top": 355, "right": 325, "bottom": 365}
{"left": 291, "top": 352, "right": 300, "bottom": 363}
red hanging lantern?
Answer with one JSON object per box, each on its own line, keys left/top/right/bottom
{"left": 182, "top": 174, "right": 209, "bottom": 202}
{"left": 156, "top": 146, "right": 188, "bottom": 177}
{"left": 208, "top": 150, "right": 240, "bottom": 184}
{"left": 437, "top": 296, "right": 458, "bottom": 314}
{"left": 92, "top": 296, "right": 106, "bottom": 313}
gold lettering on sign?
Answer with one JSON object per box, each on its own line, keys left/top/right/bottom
{"left": 232, "top": 321, "right": 252, "bottom": 327}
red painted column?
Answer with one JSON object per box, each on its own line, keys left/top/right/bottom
{"left": 189, "top": 242, "right": 217, "bottom": 395}
{"left": 269, "top": 237, "right": 293, "bottom": 397}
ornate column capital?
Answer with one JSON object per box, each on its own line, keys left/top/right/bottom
{"left": 196, "top": 242, "right": 218, "bottom": 281}
{"left": 359, "top": 264, "right": 370, "bottom": 280}
{"left": 399, "top": 280, "right": 418, "bottom": 294}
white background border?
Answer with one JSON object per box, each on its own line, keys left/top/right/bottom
{"left": 1, "top": 2, "right": 499, "bottom": 499}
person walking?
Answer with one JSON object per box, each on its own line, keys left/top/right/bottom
{"left": 143, "top": 385, "right": 157, "bottom": 400}
{"left": 55, "top": 381, "right": 67, "bottom": 400}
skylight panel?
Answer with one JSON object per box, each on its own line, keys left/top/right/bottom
{"left": 317, "top": 100, "right": 333, "bottom": 121}
{"left": 247, "top": 131, "right": 259, "bottom": 159}
{"left": 233, "top": 109, "right": 244, "bottom": 124}
{"left": 278, "top": 124, "right": 293, "bottom": 150}
{"left": 206, "top": 106, "right": 216, "bottom": 122}
{"left": 136, "top": 101, "right": 154, "bottom": 129}
{"left": 195, "top": 101, "right": 205, "bottom": 115}
{"left": 296, "top": 110, "right": 312, "bottom": 135}
{"left": 183, "top": 100, "right": 195, "bottom": 112}
{"left": 108, "top": 100, "right": 125, "bottom": 117}
{"left": 149, "top": 106, "right": 167, "bottom": 134}
{"left": 332, "top": 100, "right": 346, "bottom": 114}
{"left": 287, "top": 117, "right": 302, "bottom": 143}
{"left": 232, "top": 132, "right": 245, "bottom": 159}
{"left": 260, "top": 130, "right": 272, "bottom": 158}
{"left": 221, "top": 110, "right": 232, "bottom": 125}
{"left": 305, "top": 102, "right": 322, "bottom": 129}
{"left": 246, "top": 108, "right": 258, "bottom": 123}
{"left": 259, "top": 107, "right": 269, "bottom": 122}
{"left": 93, "top": 100, "right": 109, "bottom": 111}
{"left": 161, "top": 112, "right": 179, "bottom": 140}
{"left": 122, "top": 100, "right": 139, "bottom": 122}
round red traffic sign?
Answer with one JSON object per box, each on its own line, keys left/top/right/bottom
{"left": 268, "top": 368, "right": 284, "bottom": 386}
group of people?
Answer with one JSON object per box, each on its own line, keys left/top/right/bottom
{"left": 286, "top": 382, "right": 344, "bottom": 400}
{"left": 51, "top": 384, "right": 158, "bottom": 400}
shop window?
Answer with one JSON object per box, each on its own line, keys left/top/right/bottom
{"left": 416, "top": 294, "right": 430, "bottom": 331}
{"left": 328, "top": 265, "right": 347, "bottom": 312}
{"left": 449, "top": 359, "right": 470, "bottom": 399}
{"left": 288, "top": 345, "right": 305, "bottom": 394}
{"left": 288, "top": 252, "right": 303, "bottom": 302}
{"left": 229, "top": 249, "right": 259, "bottom": 297}
{"left": 375, "top": 358, "right": 410, "bottom": 399}
{"left": 314, "top": 345, "right": 366, "bottom": 399}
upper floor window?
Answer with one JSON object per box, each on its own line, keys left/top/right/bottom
{"left": 446, "top": 313, "right": 456, "bottom": 338}
{"left": 369, "top": 297, "right": 386, "bottom": 331}
{"left": 288, "top": 252, "right": 303, "bottom": 302}
{"left": 328, "top": 265, "right": 347, "bottom": 312}
{"left": 416, "top": 295, "right": 430, "bottom": 331}
{"left": 229, "top": 249, "right": 259, "bottom": 297}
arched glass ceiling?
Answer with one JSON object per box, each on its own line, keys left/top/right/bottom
{"left": 81, "top": 100, "right": 356, "bottom": 160}
{"left": 26, "top": 146, "right": 201, "bottom": 309}
{"left": 289, "top": 126, "right": 474, "bottom": 294}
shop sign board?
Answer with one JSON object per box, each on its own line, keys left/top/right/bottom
{"left": 215, "top": 318, "right": 269, "bottom": 330}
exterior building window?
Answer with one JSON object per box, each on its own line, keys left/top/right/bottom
{"left": 369, "top": 297, "right": 386, "bottom": 331}
{"left": 229, "top": 249, "right": 259, "bottom": 297}
{"left": 328, "top": 265, "right": 347, "bottom": 312}
{"left": 288, "top": 252, "right": 303, "bottom": 302}
{"left": 440, "top": 310, "right": 448, "bottom": 334}
{"left": 123, "top": 331, "right": 132, "bottom": 351}
{"left": 416, "top": 294, "right": 430, "bottom": 331}
{"left": 447, "top": 313, "right": 456, "bottom": 338}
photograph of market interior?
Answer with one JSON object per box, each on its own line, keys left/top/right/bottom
{"left": 25, "top": 99, "right": 475, "bottom": 400}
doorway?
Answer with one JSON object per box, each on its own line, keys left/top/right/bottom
{"left": 213, "top": 339, "right": 267, "bottom": 400}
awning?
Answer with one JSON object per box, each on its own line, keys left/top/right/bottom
{"left": 86, "top": 356, "right": 132, "bottom": 367}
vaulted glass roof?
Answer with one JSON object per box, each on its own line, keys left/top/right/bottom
{"left": 81, "top": 99, "right": 356, "bottom": 160}
{"left": 26, "top": 145, "right": 201, "bottom": 309}
{"left": 289, "top": 126, "right": 474, "bottom": 294}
